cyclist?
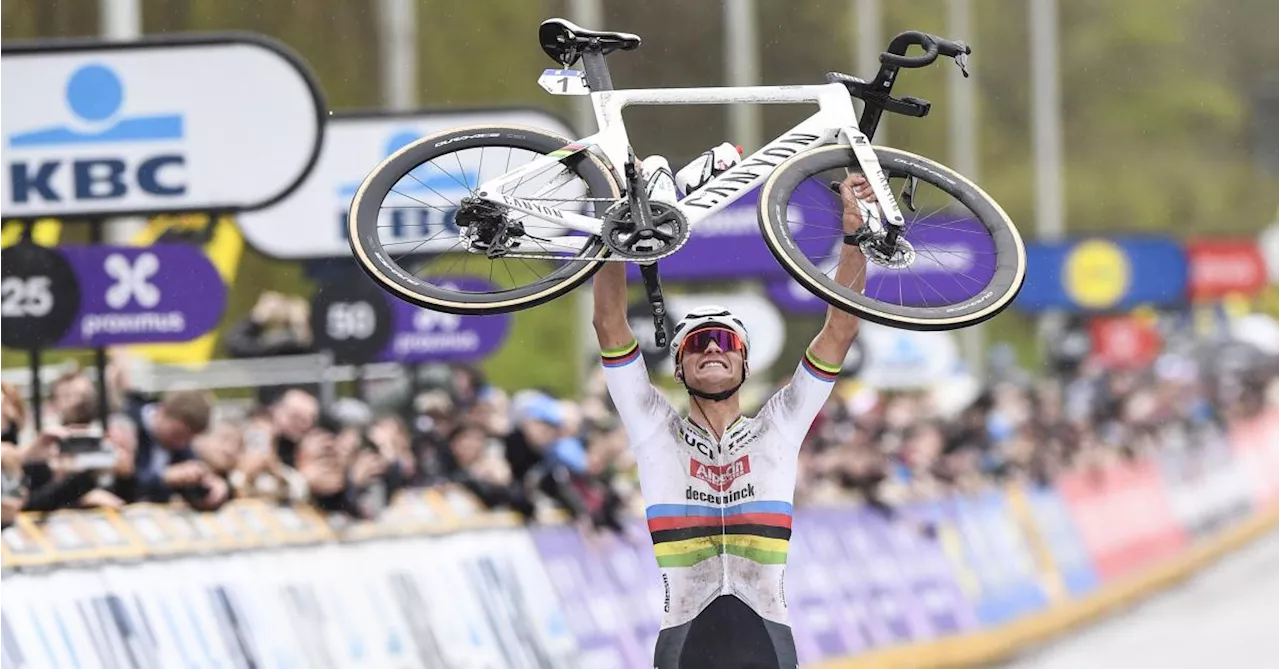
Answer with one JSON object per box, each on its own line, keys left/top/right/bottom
{"left": 592, "top": 171, "right": 875, "bottom": 669}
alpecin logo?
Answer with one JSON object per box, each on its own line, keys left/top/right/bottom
{"left": 690, "top": 455, "right": 750, "bottom": 492}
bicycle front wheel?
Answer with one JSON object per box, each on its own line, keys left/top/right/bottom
{"left": 348, "top": 125, "right": 620, "bottom": 315}
{"left": 758, "top": 145, "right": 1026, "bottom": 331}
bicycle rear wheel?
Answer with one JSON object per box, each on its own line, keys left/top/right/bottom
{"left": 348, "top": 125, "right": 620, "bottom": 315}
{"left": 758, "top": 145, "right": 1025, "bottom": 331}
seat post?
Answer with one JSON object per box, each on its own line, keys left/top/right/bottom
{"left": 581, "top": 49, "right": 614, "bottom": 91}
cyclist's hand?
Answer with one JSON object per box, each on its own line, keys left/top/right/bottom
{"left": 839, "top": 172, "right": 876, "bottom": 233}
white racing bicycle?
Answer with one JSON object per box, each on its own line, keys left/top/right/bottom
{"left": 348, "top": 17, "right": 1026, "bottom": 342}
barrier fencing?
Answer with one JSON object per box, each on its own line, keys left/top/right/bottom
{"left": 2, "top": 409, "right": 1276, "bottom": 669}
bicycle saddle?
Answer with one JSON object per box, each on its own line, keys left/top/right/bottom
{"left": 539, "top": 18, "right": 641, "bottom": 67}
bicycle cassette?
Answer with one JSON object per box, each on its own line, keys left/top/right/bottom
{"left": 601, "top": 200, "right": 690, "bottom": 261}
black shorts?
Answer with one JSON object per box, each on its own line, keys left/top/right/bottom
{"left": 653, "top": 595, "right": 798, "bottom": 669}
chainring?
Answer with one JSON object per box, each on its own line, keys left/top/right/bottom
{"left": 601, "top": 200, "right": 690, "bottom": 261}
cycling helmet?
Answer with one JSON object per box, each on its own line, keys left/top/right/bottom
{"left": 670, "top": 305, "right": 750, "bottom": 359}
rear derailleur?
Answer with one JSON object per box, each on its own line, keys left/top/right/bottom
{"left": 456, "top": 197, "right": 525, "bottom": 258}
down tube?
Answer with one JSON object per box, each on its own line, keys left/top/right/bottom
{"left": 675, "top": 115, "right": 834, "bottom": 226}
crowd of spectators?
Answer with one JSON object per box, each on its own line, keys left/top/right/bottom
{"left": 2, "top": 310, "right": 1276, "bottom": 535}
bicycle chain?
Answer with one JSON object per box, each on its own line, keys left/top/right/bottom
{"left": 482, "top": 197, "right": 694, "bottom": 263}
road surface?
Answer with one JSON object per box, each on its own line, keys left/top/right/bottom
{"left": 1002, "top": 531, "right": 1279, "bottom": 669}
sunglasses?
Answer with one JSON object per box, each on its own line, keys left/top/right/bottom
{"left": 678, "top": 327, "right": 746, "bottom": 357}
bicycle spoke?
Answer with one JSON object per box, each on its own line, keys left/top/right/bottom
{"left": 391, "top": 227, "right": 453, "bottom": 262}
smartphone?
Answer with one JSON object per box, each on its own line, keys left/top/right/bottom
{"left": 61, "top": 428, "right": 116, "bottom": 470}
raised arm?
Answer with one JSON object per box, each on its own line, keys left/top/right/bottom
{"left": 591, "top": 262, "right": 636, "bottom": 352}
{"left": 591, "top": 262, "right": 674, "bottom": 447}
{"left": 806, "top": 172, "right": 873, "bottom": 368}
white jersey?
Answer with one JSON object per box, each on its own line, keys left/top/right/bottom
{"left": 600, "top": 339, "right": 841, "bottom": 630}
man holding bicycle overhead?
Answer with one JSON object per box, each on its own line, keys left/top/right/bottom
{"left": 593, "top": 171, "right": 875, "bottom": 669}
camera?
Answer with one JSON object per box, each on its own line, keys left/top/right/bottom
{"left": 59, "top": 427, "right": 116, "bottom": 471}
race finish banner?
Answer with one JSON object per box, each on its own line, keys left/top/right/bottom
{"left": 1, "top": 34, "right": 325, "bottom": 219}
{"left": 237, "top": 109, "right": 575, "bottom": 259}
{"left": 310, "top": 272, "right": 511, "bottom": 365}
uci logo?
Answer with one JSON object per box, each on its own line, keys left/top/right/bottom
{"left": 338, "top": 130, "right": 475, "bottom": 243}
{"left": 7, "top": 64, "right": 186, "bottom": 204}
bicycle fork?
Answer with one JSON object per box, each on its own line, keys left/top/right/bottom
{"left": 835, "top": 127, "right": 916, "bottom": 261}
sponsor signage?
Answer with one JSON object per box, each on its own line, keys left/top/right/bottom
{"left": 1, "top": 243, "right": 225, "bottom": 350}
{"left": 237, "top": 109, "right": 576, "bottom": 259}
{"left": 1185, "top": 239, "right": 1268, "bottom": 301}
{"left": 766, "top": 216, "right": 997, "bottom": 313}
{"left": 2, "top": 34, "right": 325, "bottom": 218}
{"left": 58, "top": 245, "right": 226, "bottom": 347}
{"left": 627, "top": 180, "right": 838, "bottom": 282}
{"left": 1016, "top": 237, "right": 1188, "bottom": 312}
{"left": 690, "top": 455, "right": 750, "bottom": 492}
{"left": 311, "top": 272, "right": 511, "bottom": 365}
{"left": 1088, "top": 315, "right": 1162, "bottom": 369}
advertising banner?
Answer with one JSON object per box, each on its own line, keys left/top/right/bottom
{"left": 1228, "top": 408, "right": 1280, "bottom": 508}
{"left": 1058, "top": 461, "right": 1188, "bottom": 580}
{"left": 626, "top": 181, "right": 839, "bottom": 282}
{"left": 1016, "top": 237, "right": 1188, "bottom": 312}
{"left": 57, "top": 244, "right": 226, "bottom": 348}
{"left": 1154, "top": 429, "right": 1255, "bottom": 539}
{"left": 1185, "top": 239, "right": 1269, "bottom": 301}
{"left": 766, "top": 216, "right": 997, "bottom": 314}
{"left": 2, "top": 35, "right": 325, "bottom": 218}
{"left": 1087, "top": 314, "right": 1163, "bottom": 369}
{"left": 948, "top": 492, "right": 1049, "bottom": 625}
{"left": 237, "top": 109, "right": 575, "bottom": 259}
{"left": 311, "top": 272, "right": 511, "bottom": 365}
{"left": 530, "top": 524, "right": 648, "bottom": 669}
{"left": 1019, "top": 484, "right": 1100, "bottom": 598}
{"left": 788, "top": 509, "right": 867, "bottom": 661}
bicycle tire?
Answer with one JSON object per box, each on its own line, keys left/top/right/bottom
{"left": 348, "top": 124, "right": 620, "bottom": 315}
{"left": 758, "top": 144, "right": 1026, "bottom": 331}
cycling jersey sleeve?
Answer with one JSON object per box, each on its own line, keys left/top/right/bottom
{"left": 759, "top": 347, "right": 841, "bottom": 450}
{"left": 601, "top": 339, "right": 676, "bottom": 447}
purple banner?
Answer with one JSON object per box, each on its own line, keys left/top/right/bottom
{"left": 790, "top": 509, "right": 872, "bottom": 661}
{"left": 377, "top": 277, "right": 511, "bottom": 363}
{"left": 767, "top": 217, "right": 997, "bottom": 314}
{"left": 57, "top": 245, "right": 225, "bottom": 347}
{"left": 627, "top": 181, "right": 838, "bottom": 282}
{"left": 529, "top": 525, "right": 649, "bottom": 668}
{"left": 894, "top": 505, "right": 981, "bottom": 635}
{"left": 530, "top": 507, "right": 978, "bottom": 667}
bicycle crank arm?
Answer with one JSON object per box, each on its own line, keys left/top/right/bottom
{"left": 637, "top": 262, "right": 669, "bottom": 349}
{"left": 623, "top": 148, "right": 658, "bottom": 233}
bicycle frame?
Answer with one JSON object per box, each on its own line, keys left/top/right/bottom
{"left": 474, "top": 81, "right": 907, "bottom": 256}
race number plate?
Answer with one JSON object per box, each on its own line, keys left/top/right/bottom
{"left": 538, "top": 69, "right": 589, "bottom": 96}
